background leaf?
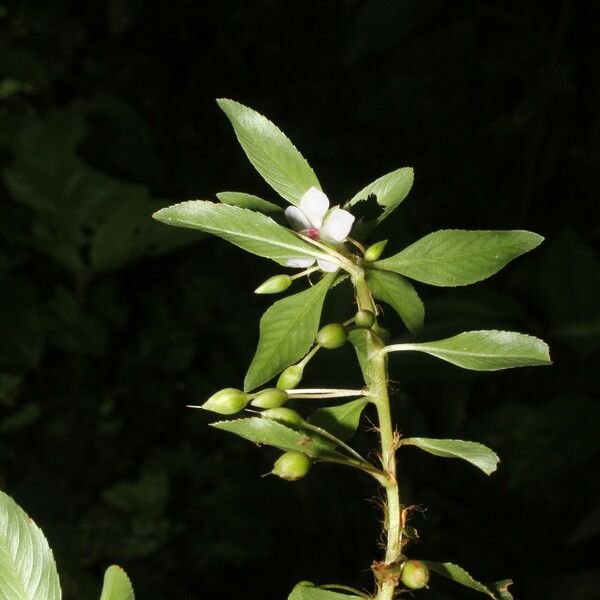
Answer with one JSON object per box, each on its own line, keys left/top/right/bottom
{"left": 244, "top": 274, "right": 335, "bottom": 391}
{"left": 401, "top": 437, "right": 499, "bottom": 475}
{"left": 366, "top": 269, "right": 424, "bottom": 333}
{"left": 217, "top": 99, "right": 321, "bottom": 206}
{"left": 153, "top": 201, "right": 329, "bottom": 266}
{"left": 389, "top": 330, "right": 551, "bottom": 371}
{"left": 375, "top": 230, "right": 543, "bottom": 286}
{"left": 0, "top": 490, "right": 61, "bottom": 600}
{"left": 217, "top": 191, "right": 282, "bottom": 214}
{"left": 211, "top": 417, "right": 358, "bottom": 464}
{"left": 307, "top": 399, "right": 369, "bottom": 441}
{"left": 346, "top": 166, "right": 413, "bottom": 223}
{"left": 99, "top": 565, "right": 135, "bottom": 600}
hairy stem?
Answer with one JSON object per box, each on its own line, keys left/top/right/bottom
{"left": 353, "top": 275, "right": 403, "bottom": 600}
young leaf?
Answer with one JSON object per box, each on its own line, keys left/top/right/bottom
{"left": 346, "top": 167, "right": 414, "bottom": 223}
{"left": 488, "top": 580, "right": 514, "bottom": 600}
{"left": 348, "top": 329, "right": 381, "bottom": 388}
{"left": 308, "top": 398, "right": 369, "bottom": 441}
{"left": 423, "top": 561, "right": 499, "bottom": 598}
{"left": 0, "top": 490, "right": 62, "bottom": 600}
{"left": 153, "top": 201, "right": 330, "bottom": 266}
{"left": 374, "top": 229, "right": 544, "bottom": 286}
{"left": 386, "top": 330, "right": 551, "bottom": 371}
{"left": 211, "top": 417, "right": 357, "bottom": 464}
{"left": 244, "top": 273, "right": 336, "bottom": 391}
{"left": 366, "top": 269, "right": 424, "bottom": 333}
{"left": 99, "top": 566, "right": 135, "bottom": 600}
{"left": 217, "top": 191, "right": 282, "bottom": 214}
{"left": 217, "top": 99, "right": 321, "bottom": 206}
{"left": 401, "top": 437, "right": 500, "bottom": 475}
{"left": 289, "top": 582, "right": 364, "bottom": 599}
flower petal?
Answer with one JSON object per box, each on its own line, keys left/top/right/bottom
{"left": 285, "top": 206, "right": 311, "bottom": 231}
{"left": 320, "top": 208, "right": 355, "bottom": 242}
{"left": 317, "top": 258, "right": 339, "bottom": 272}
{"left": 300, "top": 187, "right": 329, "bottom": 228}
{"left": 286, "top": 257, "right": 316, "bottom": 268}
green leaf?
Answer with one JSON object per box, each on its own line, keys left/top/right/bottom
{"left": 153, "top": 201, "right": 331, "bottom": 267}
{"left": 211, "top": 417, "right": 355, "bottom": 463}
{"left": 366, "top": 269, "right": 424, "bottom": 333}
{"left": 348, "top": 329, "right": 382, "bottom": 388}
{"left": 401, "top": 437, "right": 499, "bottom": 475}
{"left": 99, "top": 566, "right": 135, "bottom": 600}
{"left": 289, "top": 582, "right": 363, "bottom": 599}
{"left": 0, "top": 490, "right": 61, "bottom": 600}
{"left": 488, "top": 580, "right": 514, "bottom": 600}
{"left": 374, "top": 230, "right": 544, "bottom": 286}
{"left": 244, "top": 274, "right": 336, "bottom": 391}
{"left": 217, "top": 191, "right": 282, "bottom": 214}
{"left": 387, "top": 330, "right": 551, "bottom": 371}
{"left": 308, "top": 399, "right": 369, "bottom": 441}
{"left": 346, "top": 167, "right": 414, "bottom": 223}
{"left": 217, "top": 99, "right": 321, "bottom": 206}
{"left": 424, "top": 561, "right": 499, "bottom": 598}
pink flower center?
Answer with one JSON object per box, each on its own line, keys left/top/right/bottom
{"left": 304, "top": 227, "right": 320, "bottom": 240}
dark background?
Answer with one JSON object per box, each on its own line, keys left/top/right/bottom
{"left": 1, "top": 1, "right": 598, "bottom": 598}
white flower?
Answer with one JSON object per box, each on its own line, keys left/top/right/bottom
{"left": 285, "top": 187, "right": 355, "bottom": 272}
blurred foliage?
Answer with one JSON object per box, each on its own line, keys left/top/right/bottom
{"left": 0, "top": 1, "right": 598, "bottom": 599}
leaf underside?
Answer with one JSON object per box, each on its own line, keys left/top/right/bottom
{"left": 289, "top": 582, "right": 363, "bottom": 599}
{"left": 99, "top": 565, "right": 135, "bottom": 600}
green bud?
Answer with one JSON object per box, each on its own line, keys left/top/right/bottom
{"left": 316, "top": 323, "right": 348, "bottom": 349}
{"left": 255, "top": 274, "right": 292, "bottom": 294}
{"left": 373, "top": 324, "right": 390, "bottom": 343}
{"left": 364, "top": 239, "right": 388, "bottom": 262}
{"left": 400, "top": 560, "right": 430, "bottom": 590}
{"left": 261, "top": 407, "right": 304, "bottom": 426}
{"left": 277, "top": 364, "right": 304, "bottom": 390}
{"left": 202, "top": 387, "right": 249, "bottom": 415}
{"left": 251, "top": 388, "right": 288, "bottom": 408}
{"left": 272, "top": 451, "right": 311, "bottom": 481}
{"left": 355, "top": 309, "right": 376, "bottom": 328}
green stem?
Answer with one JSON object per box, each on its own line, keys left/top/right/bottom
{"left": 353, "top": 274, "right": 403, "bottom": 600}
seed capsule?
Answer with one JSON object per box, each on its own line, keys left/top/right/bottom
{"left": 261, "top": 407, "right": 304, "bottom": 426}
{"left": 355, "top": 309, "right": 376, "bottom": 328}
{"left": 277, "top": 364, "right": 304, "bottom": 390}
{"left": 255, "top": 274, "right": 292, "bottom": 294}
{"left": 201, "top": 388, "right": 249, "bottom": 415}
{"left": 251, "top": 388, "right": 288, "bottom": 408}
{"left": 400, "top": 560, "right": 430, "bottom": 590}
{"left": 364, "top": 239, "right": 388, "bottom": 262}
{"left": 272, "top": 451, "right": 311, "bottom": 481}
{"left": 316, "top": 323, "right": 348, "bottom": 349}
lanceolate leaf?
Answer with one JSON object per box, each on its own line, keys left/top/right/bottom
{"left": 386, "top": 330, "right": 551, "bottom": 371}
{"left": 99, "top": 566, "right": 135, "bottom": 600}
{"left": 217, "top": 99, "right": 321, "bottom": 206}
{"left": 366, "top": 269, "right": 424, "bottom": 333}
{"left": 374, "top": 230, "right": 544, "bottom": 286}
{"left": 153, "top": 201, "right": 331, "bottom": 266}
{"left": 346, "top": 167, "right": 414, "bottom": 223}
{"left": 244, "top": 274, "right": 336, "bottom": 391}
{"left": 211, "top": 417, "right": 357, "bottom": 464}
{"left": 289, "top": 582, "right": 363, "bottom": 599}
{"left": 308, "top": 399, "right": 369, "bottom": 441}
{"left": 0, "top": 490, "right": 61, "bottom": 600}
{"left": 217, "top": 191, "right": 282, "bottom": 214}
{"left": 401, "top": 437, "right": 499, "bottom": 475}
{"left": 424, "top": 561, "right": 500, "bottom": 598}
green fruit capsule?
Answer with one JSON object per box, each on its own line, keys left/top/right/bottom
{"left": 316, "top": 323, "right": 348, "bottom": 349}
{"left": 255, "top": 274, "right": 292, "bottom": 294}
{"left": 261, "top": 407, "right": 304, "bottom": 426}
{"left": 272, "top": 451, "right": 311, "bottom": 481}
{"left": 364, "top": 239, "right": 388, "bottom": 262}
{"left": 400, "top": 560, "right": 430, "bottom": 590}
{"left": 355, "top": 309, "right": 376, "bottom": 328}
{"left": 251, "top": 388, "right": 288, "bottom": 408}
{"left": 202, "top": 388, "right": 249, "bottom": 415}
{"left": 277, "top": 364, "right": 304, "bottom": 390}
